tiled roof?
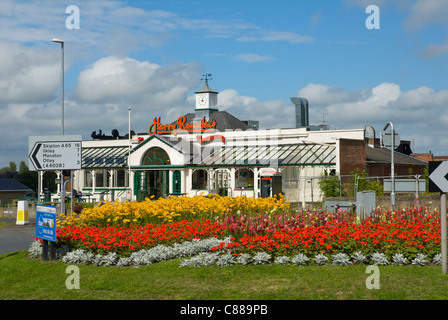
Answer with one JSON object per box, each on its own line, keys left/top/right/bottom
{"left": 366, "top": 146, "right": 427, "bottom": 166}
{"left": 0, "top": 179, "right": 33, "bottom": 192}
{"left": 176, "top": 111, "right": 251, "bottom": 132}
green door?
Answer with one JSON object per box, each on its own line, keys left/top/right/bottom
{"left": 172, "top": 170, "right": 181, "bottom": 194}
{"left": 134, "top": 171, "right": 149, "bottom": 201}
{"left": 134, "top": 170, "right": 170, "bottom": 200}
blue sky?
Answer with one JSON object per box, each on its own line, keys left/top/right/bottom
{"left": 0, "top": 0, "right": 447, "bottom": 168}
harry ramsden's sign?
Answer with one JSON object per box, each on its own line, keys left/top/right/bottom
{"left": 148, "top": 116, "right": 217, "bottom": 136}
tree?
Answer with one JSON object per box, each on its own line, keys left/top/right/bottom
{"left": 351, "top": 168, "right": 384, "bottom": 196}
{"left": 9, "top": 161, "right": 17, "bottom": 172}
{"left": 19, "top": 161, "right": 29, "bottom": 174}
{"left": 318, "top": 172, "right": 343, "bottom": 198}
{"left": 17, "top": 162, "right": 38, "bottom": 191}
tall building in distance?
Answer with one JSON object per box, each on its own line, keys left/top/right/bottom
{"left": 291, "top": 97, "right": 328, "bottom": 131}
{"left": 291, "top": 97, "right": 309, "bottom": 128}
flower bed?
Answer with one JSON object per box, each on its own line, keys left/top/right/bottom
{"left": 214, "top": 217, "right": 442, "bottom": 260}
{"left": 46, "top": 196, "right": 447, "bottom": 267}
{"left": 57, "top": 220, "right": 228, "bottom": 256}
{"left": 58, "top": 194, "right": 290, "bottom": 228}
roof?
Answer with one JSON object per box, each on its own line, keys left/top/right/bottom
{"left": 130, "top": 134, "right": 185, "bottom": 155}
{"left": 176, "top": 111, "right": 251, "bottom": 132}
{"left": 82, "top": 145, "right": 129, "bottom": 168}
{"left": 194, "top": 81, "right": 219, "bottom": 94}
{"left": 366, "top": 146, "right": 428, "bottom": 166}
{"left": 194, "top": 143, "right": 336, "bottom": 167}
{"left": 0, "top": 179, "right": 33, "bottom": 192}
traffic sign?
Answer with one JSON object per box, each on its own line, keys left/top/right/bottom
{"left": 384, "top": 178, "right": 426, "bottom": 193}
{"left": 428, "top": 161, "right": 448, "bottom": 193}
{"left": 428, "top": 161, "right": 448, "bottom": 274}
{"left": 28, "top": 135, "right": 82, "bottom": 171}
{"left": 382, "top": 131, "right": 400, "bottom": 149}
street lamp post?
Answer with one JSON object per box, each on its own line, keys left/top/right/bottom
{"left": 383, "top": 122, "right": 395, "bottom": 210}
{"left": 51, "top": 39, "right": 66, "bottom": 218}
{"left": 51, "top": 38, "right": 64, "bottom": 135}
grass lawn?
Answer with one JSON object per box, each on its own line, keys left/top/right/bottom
{"left": 1, "top": 250, "right": 448, "bottom": 301}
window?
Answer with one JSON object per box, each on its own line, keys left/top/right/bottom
{"left": 235, "top": 168, "right": 254, "bottom": 189}
{"left": 94, "top": 170, "right": 110, "bottom": 187}
{"left": 142, "top": 147, "right": 170, "bottom": 165}
{"left": 192, "top": 169, "right": 207, "bottom": 189}
{"left": 116, "top": 169, "right": 126, "bottom": 187}
{"left": 95, "top": 170, "right": 104, "bottom": 187}
{"left": 85, "top": 171, "right": 93, "bottom": 187}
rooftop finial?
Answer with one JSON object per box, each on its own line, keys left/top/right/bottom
{"left": 201, "top": 73, "right": 212, "bottom": 83}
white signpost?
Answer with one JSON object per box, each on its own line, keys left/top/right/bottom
{"left": 428, "top": 161, "right": 448, "bottom": 274}
{"left": 28, "top": 135, "right": 82, "bottom": 217}
{"left": 28, "top": 136, "right": 82, "bottom": 171}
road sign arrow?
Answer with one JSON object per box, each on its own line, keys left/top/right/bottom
{"left": 29, "top": 143, "right": 42, "bottom": 170}
{"left": 429, "top": 161, "right": 448, "bottom": 193}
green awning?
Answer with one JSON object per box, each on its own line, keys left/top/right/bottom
{"left": 82, "top": 146, "right": 129, "bottom": 168}
{"left": 194, "top": 143, "right": 336, "bottom": 167}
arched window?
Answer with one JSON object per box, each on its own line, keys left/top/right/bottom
{"left": 142, "top": 147, "right": 170, "bottom": 165}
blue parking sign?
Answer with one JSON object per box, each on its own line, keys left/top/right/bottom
{"left": 36, "top": 204, "right": 57, "bottom": 242}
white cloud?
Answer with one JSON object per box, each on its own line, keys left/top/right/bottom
{"left": 236, "top": 53, "right": 276, "bottom": 63}
{"left": 405, "top": 0, "right": 448, "bottom": 30}
{"left": 75, "top": 56, "right": 202, "bottom": 107}
{"left": 237, "top": 30, "right": 314, "bottom": 44}
{"left": 218, "top": 89, "right": 293, "bottom": 129}
{"left": 0, "top": 53, "right": 203, "bottom": 168}
{"left": 297, "top": 83, "right": 351, "bottom": 105}
{"left": 343, "top": 0, "right": 391, "bottom": 7}
{"left": 217, "top": 89, "right": 257, "bottom": 110}
{"left": 296, "top": 82, "right": 448, "bottom": 155}
{"left": 75, "top": 56, "right": 160, "bottom": 102}
{"left": 310, "top": 12, "right": 322, "bottom": 29}
{"left": 421, "top": 41, "right": 448, "bottom": 59}
{"left": 0, "top": 41, "right": 60, "bottom": 103}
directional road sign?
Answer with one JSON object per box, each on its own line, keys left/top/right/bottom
{"left": 28, "top": 135, "right": 82, "bottom": 171}
{"left": 428, "top": 161, "right": 448, "bottom": 193}
{"left": 382, "top": 131, "right": 400, "bottom": 149}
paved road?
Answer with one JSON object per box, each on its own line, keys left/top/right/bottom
{"left": 0, "top": 219, "right": 37, "bottom": 255}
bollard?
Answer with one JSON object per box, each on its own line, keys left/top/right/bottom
{"left": 16, "top": 200, "right": 30, "bottom": 225}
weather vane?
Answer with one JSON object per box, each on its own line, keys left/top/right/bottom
{"left": 201, "top": 73, "right": 212, "bottom": 83}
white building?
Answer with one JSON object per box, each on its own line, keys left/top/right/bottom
{"left": 66, "top": 80, "right": 368, "bottom": 206}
